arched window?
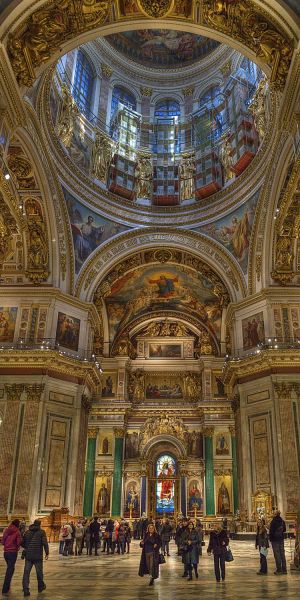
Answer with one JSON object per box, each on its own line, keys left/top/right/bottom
{"left": 199, "top": 85, "right": 223, "bottom": 110}
{"left": 199, "top": 85, "right": 225, "bottom": 140}
{"left": 154, "top": 99, "right": 181, "bottom": 119}
{"left": 156, "top": 454, "right": 176, "bottom": 514}
{"left": 73, "top": 50, "right": 94, "bottom": 115}
{"left": 111, "top": 86, "right": 137, "bottom": 115}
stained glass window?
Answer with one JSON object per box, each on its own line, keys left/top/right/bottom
{"left": 111, "top": 86, "right": 137, "bottom": 116}
{"left": 154, "top": 99, "right": 181, "bottom": 119}
{"left": 73, "top": 50, "right": 94, "bottom": 116}
{"left": 156, "top": 454, "right": 176, "bottom": 514}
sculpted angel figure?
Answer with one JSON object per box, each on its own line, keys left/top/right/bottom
{"left": 135, "top": 154, "right": 153, "bottom": 199}
{"left": 90, "top": 131, "right": 114, "bottom": 183}
{"left": 179, "top": 155, "right": 196, "bottom": 201}
{"left": 57, "top": 85, "right": 78, "bottom": 148}
{"left": 248, "top": 77, "right": 268, "bottom": 140}
{"left": 219, "top": 133, "right": 235, "bottom": 181}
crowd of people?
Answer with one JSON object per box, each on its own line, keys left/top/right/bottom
{"left": 0, "top": 510, "right": 289, "bottom": 594}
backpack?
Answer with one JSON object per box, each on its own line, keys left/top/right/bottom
{"left": 62, "top": 526, "right": 69, "bottom": 538}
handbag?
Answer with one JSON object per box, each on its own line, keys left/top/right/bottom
{"left": 260, "top": 547, "right": 268, "bottom": 557}
{"left": 158, "top": 553, "right": 166, "bottom": 565}
{"left": 225, "top": 547, "right": 234, "bottom": 562}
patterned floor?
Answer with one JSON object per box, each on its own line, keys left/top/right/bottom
{"left": 0, "top": 538, "right": 299, "bottom": 599}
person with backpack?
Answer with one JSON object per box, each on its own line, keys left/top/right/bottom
{"left": 22, "top": 519, "right": 49, "bottom": 597}
{"left": 61, "top": 522, "right": 72, "bottom": 556}
{"left": 269, "top": 510, "right": 287, "bottom": 574}
{"left": 1, "top": 519, "right": 22, "bottom": 596}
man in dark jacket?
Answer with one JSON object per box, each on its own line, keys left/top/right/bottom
{"left": 161, "top": 518, "right": 173, "bottom": 556}
{"left": 89, "top": 516, "right": 100, "bottom": 556}
{"left": 207, "top": 525, "right": 229, "bottom": 582}
{"left": 269, "top": 510, "right": 287, "bottom": 574}
{"left": 22, "top": 519, "right": 49, "bottom": 597}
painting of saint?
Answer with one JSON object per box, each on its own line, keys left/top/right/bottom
{"left": 96, "top": 483, "right": 110, "bottom": 515}
{"left": 55, "top": 312, "right": 80, "bottom": 351}
{"left": 64, "top": 188, "right": 129, "bottom": 273}
{"left": 156, "top": 454, "right": 176, "bottom": 514}
{"left": 216, "top": 434, "right": 230, "bottom": 456}
{"left": 188, "top": 480, "right": 203, "bottom": 511}
{"left": 125, "top": 432, "right": 140, "bottom": 458}
{"left": 101, "top": 374, "right": 116, "bottom": 398}
{"left": 148, "top": 274, "right": 178, "bottom": 298}
{"left": 125, "top": 481, "right": 140, "bottom": 515}
{"left": 217, "top": 482, "right": 231, "bottom": 515}
{"left": 0, "top": 307, "right": 18, "bottom": 343}
{"left": 242, "top": 312, "right": 265, "bottom": 350}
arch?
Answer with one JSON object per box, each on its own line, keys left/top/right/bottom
{"left": 154, "top": 98, "right": 181, "bottom": 118}
{"left": 111, "top": 84, "right": 137, "bottom": 116}
{"left": 141, "top": 435, "right": 187, "bottom": 461}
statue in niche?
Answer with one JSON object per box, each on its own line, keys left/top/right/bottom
{"left": 248, "top": 77, "right": 268, "bottom": 140}
{"left": 135, "top": 153, "right": 153, "bottom": 199}
{"left": 96, "top": 483, "right": 110, "bottom": 515}
{"left": 28, "top": 223, "right": 48, "bottom": 269}
{"left": 200, "top": 331, "right": 213, "bottom": 355}
{"left": 219, "top": 133, "right": 235, "bottom": 181}
{"left": 216, "top": 376, "right": 225, "bottom": 396}
{"left": 56, "top": 84, "right": 78, "bottom": 148}
{"left": 102, "top": 438, "right": 109, "bottom": 455}
{"left": 90, "top": 131, "right": 114, "bottom": 183}
{"left": 275, "top": 237, "right": 293, "bottom": 269}
{"left": 185, "top": 372, "right": 201, "bottom": 401}
{"left": 179, "top": 154, "right": 195, "bottom": 200}
{"left": 217, "top": 482, "right": 231, "bottom": 514}
{"left": 129, "top": 370, "right": 144, "bottom": 403}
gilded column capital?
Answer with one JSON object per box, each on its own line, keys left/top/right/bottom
{"left": 293, "top": 383, "right": 300, "bottom": 399}
{"left": 113, "top": 427, "right": 126, "bottom": 438}
{"left": 274, "top": 382, "right": 293, "bottom": 399}
{"left": 229, "top": 426, "right": 236, "bottom": 436}
{"left": 87, "top": 428, "right": 98, "bottom": 439}
{"left": 101, "top": 63, "right": 113, "bottom": 78}
{"left": 182, "top": 86, "right": 194, "bottom": 97}
{"left": 203, "top": 426, "right": 215, "bottom": 438}
{"left": 25, "top": 384, "right": 45, "bottom": 402}
{"left": 140, "top": 87, "right": 152, "bottom": 97}
{"left": 5, "top": 384, "right": 24, "bottom": 401}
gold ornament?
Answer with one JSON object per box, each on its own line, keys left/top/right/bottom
{"left": 137, "top": 0, "right": 174, "bottom": 18}
{"left": 140, "top": 87, "right": 152, "bottom": 97}
{"left": 101, "top": 63, "right": 113, "bottom": 78}
{"left": 182, "top": 86, "right": 194, "bottom": 97}
{"left": 88, "top": 428, "right": 98, "bottom": 439}
{"left": 90, "top": 131, "right": 114, "bottom": 183}
{"left": 202, "top": 427, "right": 215, "bottom": 438}
{"left": 25, "top": 384, "right": 45, "bottom": 402}
{"left": 113, "top": 427, "right": 126, "bottom": 438}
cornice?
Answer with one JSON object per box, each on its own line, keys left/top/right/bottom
{"left": 226, "top": 286, "right": 300, "bottom": 323}
{"left": 223, "top": 349, "right": 300, "bottom": 387}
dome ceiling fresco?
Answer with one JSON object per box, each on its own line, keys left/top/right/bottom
{"left": 105, "top": 30, "right": 220, "bottom": 69}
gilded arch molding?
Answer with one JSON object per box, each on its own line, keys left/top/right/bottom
{"left": 2, "top": 1, "right": 296, "bottom": 90}
{"left": 75, "top": 228, "right": 247, "bottom": 302}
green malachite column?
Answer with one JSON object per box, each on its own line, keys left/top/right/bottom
{"left": 83, "top": 429, "right": 97, "bottom": 517}
{"left": 204, "top": 427, "right": 215, "bottom": 516}
{"left": 230, "top": 426, "right": 239, "bottom": 513}
{"left": 111, "top": 427, "right": 125, "bottom": 517}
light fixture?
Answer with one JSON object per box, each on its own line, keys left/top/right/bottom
{"left": 4, "top": 173, "right": 10, "bottom": 180}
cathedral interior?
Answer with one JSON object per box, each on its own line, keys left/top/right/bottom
{"left": 0, "top": 0, "right": 300, "bottom": 536}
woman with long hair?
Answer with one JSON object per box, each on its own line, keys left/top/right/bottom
{"left": 181, "top": 521, "right": 201, "bottom": 580}
{"left": 138, "top": 523, "right": 162, "bottom": 586}
{"left": 255, "top": 518, "right": 269, "bottom": 575}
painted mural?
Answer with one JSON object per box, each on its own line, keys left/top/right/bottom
{"left": 101, "top": 372, "right": 118, "bottom": 398}
{"left": 106, "top": 30, "right": 219, "bottom": 69}
{"left": 64, "top": 188, "right": 129, "bottom": 273}
{"left": 199, "top": 190, "right": 260, "bottom": 273}
{"left": 105, "top": 265, "right": 222, "bottom": 342}
{"left": 0, "top": 307, "right": 18, "bottom": 343}
{"left": 55, "top": 312, "right": 80, "bottom": 351}
{"left": 149, "top": 343, "right": 182, "bottom": 358}
{"left": 242, "top": 311, "right": 265, "bottom": 350}
{"left": 188, "top": 479, "right": 203, "bottom": 511}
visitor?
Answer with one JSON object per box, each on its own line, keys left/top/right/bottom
{"left": 61, "top": 521, "right": 73, "bottom": 556}
{"left": 138, "top": 523, "right": 162, "bottom": 586}
{"left": 118, "top": 522, "right": 126, "bottom": 554}
{"left": 181, "top": 520, "right": 201, "bottom": 580}
{"left": 69, "top": 520, "right": 76, "bottom": 555}
{"left": 89, "top": 516, "right": 100, "bottom": 556}
{"left": 124, "top": 522, "right": 132, "bottom": 553}
{"left": 161, "top": 518, "right": 172, "bottom": 556}
{"left": 207, "top": 523, "right": 229, "bottom": 582}
{"left": 269, "top": 510, "right": 287, "bottom": 574}
{"left": 255, "top": 518, "right": 269, "bottom": 575}
{"left": 75, "top": 521, "right": 84, "bottom": 556}
{"left": 133, "top": 519, "right": 138, "bottom": 540}
{"left": 83, "top": 520, "right": 91, "bottom": 555}
{"left": 1, "top": 519, "right": 22, "bottom": 596}
{"left": 58, "top": 524, "right": 66, "bottom": 555}
{"left": 22, "top": 519, "right": 49, "bottom": 597}
{"left": 176, "top": 517, "right": 189, "bottom": 574}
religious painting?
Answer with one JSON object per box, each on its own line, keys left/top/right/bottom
{"left": 215, "top": 433, "right": 230, "bottom": 456}
{"left": 199, "top": 190, "right": 260, "bottom": 273}
{"left": 106, "top": 30, "right": 219, "bottom": 69}
{"left": 188, "top": 479, "right": 203, "bottom": 512}
{"left": 124, "top": 480, "right": 140, "bottom": 517}
{"left": 149, "top": 343, "right": 182, "bottom": 358}
{"left": 242, "top": 312, "right": 265, "bottom": 350}
{"left": 101, "top": 373, "right": 117, "bottom": 398}
{"left": 213, "top": 372, "right": 225, "bottom": 397}
{"left": 98, "top": 432, "right": 113, "bottom": 455}
{"left": 216, "top": 476, "right": 232, "bottom": 515}
{"left": 64, "top": 188, "right": 129, "bottom": 273}
{"left": 0, "top": 307, "right": 18, "bottom": 342}
{"left": 125, "top": 431, "right": 140, "bottom": 459}
{"left": 187, "top": 431, "right": 203, "bottom": 458}
{"left": 145, "top": 374, "right": 183, "bottom": 400}
{"left": 55, "top": 312, "right": 80, "bottom": 351}
{"left": 95, "top": 475, "right": 111, "bottom": 515}
{"left": 105, "top": 264, "right": 221, "bottom": 343}
{"left": 156, "top": 454, "right": 176, "bottom": 514}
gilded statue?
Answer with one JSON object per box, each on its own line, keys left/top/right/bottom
{"left": 56, "top": 84, "right": 79, "bottom": 148}
{"left": 184, "top": 372, "right": 202, "bottom": 402}
{"left": 219, "top": 133, "right": 235, "bottom": 181}
{"left": 179, "top": 155, "right": 195, "bottom": 201}
{"left": 90, "top": 131, "right": 114, "bottom": 183}
{"left": 200, "top": 331, "right": 213, "bottom": 355}
{"left": 248, "top": 77, "right": 268, "bottom": 140}
{"left": 139, "top": 414, "right": 187, "bottom": 452}
{"left": 144, "top": 322, "right": 161, "bottom": 336}
{"left": 135, "top": 153, "right": 153, "bottom": 199}
{"left": 27, "top": 223, "right": 48, "bottom": 270}
{"left": 275, "top": 237, "right": 293, "bottom": 270}
{"left": 115, "top": 336, "right": 136, "bottom": 359}
{"left": 129, "top": 370, "right": 144, "bottom": 403}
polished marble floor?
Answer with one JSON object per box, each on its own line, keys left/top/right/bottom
{"left": 0, "top": 538, "right": 299, "bottom": 599}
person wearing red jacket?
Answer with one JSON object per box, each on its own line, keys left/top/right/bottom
{"left": 1, "top": 519, "right": 22, "bottom": 595}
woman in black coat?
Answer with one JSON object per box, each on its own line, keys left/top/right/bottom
{"left": 138, "top": 524, "right": 162, "bottom": 586}
{"left": 255, "top": 518, "right": 269, "bottom": 575}
{"left": 181, "top": 521, "right": 201, "bottom": 580}
{"left": 207, "top": 525, "right": 229, "bottom": 582}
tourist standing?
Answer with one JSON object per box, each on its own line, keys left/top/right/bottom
{"left": 161, "top": 518, "right": 172, "bottom": 556}
{"left": 89, "top": 516, "right": 100, "bottom": 556}
{"left": 1, "top": 519, "right": 22, "bottom": 596}
{"left": 75, "top": 521, "right": 84, "bottom": 556}
{"left": 269, "top": 510, "right": 287, "bottom": 574}
{"left": 138, "top": 523, "right": 162, "bottom": 586}
{"left": 255, "top": 518, "right": 269, "bottom": 575}
{"left": 22, "top": 519, "right": 49, "bottom": 597}
{"left": 182, "top": 521, "right": 201, "bottom": 580}
{"left": 207, "top": 524, "right": 229, "bottom": 582}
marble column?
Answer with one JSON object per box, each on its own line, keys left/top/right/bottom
{"left": 204, "top": 427, "right": 215, "bottom": 516}
{"left": 141, "top": 476, "right": 146, "bottom": 516}
{"left": 230, "top": 426, "right": 239, "bottom": 513}
{"left": 0, "top": 385, "right": 23, "bottom": 516}
{"left": 74, "top": 395, "right": 91, "bottom": 516}
{"left": 83, "top": 428, "right": 97, "bottom": 517}
{"left": 111, "top": 427, "right": 125, "bottom": 517}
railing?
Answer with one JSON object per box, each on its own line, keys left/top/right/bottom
{"left": 224, "top": 337, "right": 300, "bottom": 361}
{"left": 0, "top": 338, "right": 102, "bottom": 369}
